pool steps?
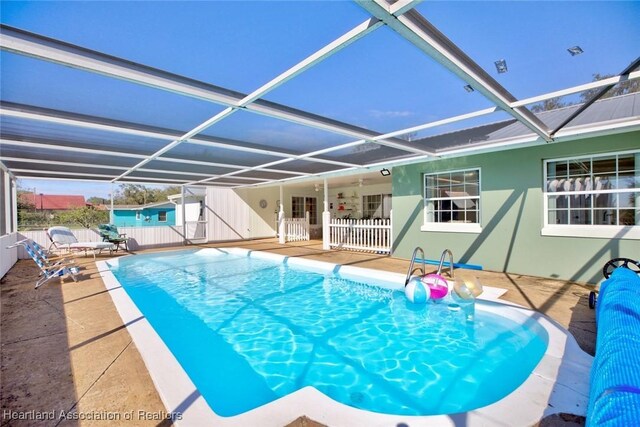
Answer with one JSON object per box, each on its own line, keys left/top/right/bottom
{"left": 405, "top": 247, "right": 455, "bottom": 286}
{"left": 404, "top": 246, "right": 426, "bottom": 286}
{"left": 437, "top": 249, "right": 455, "bottom": 279}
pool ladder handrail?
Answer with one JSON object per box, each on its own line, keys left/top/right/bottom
{"left": 405, "top": 246, "right": 426, "bottom": 286}
{"left": 437, "top": 249, "right": 455, "bottom": 278}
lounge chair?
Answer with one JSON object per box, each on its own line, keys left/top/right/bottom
{"left": 31, "top": 239, "right": 74, "bottom": 265}
{"left": 47, "top": 226, "right": 115, "bottom": 259}
{"left": 6, "top": 239, "right": 80, "bottom": 289}
{"left": 97, "top": 224, "right": 129, "bottom": 252}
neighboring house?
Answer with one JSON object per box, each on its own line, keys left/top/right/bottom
{"left": 19, "top": 193, "right": 88, "bottom": 213}
{"left": 110, "top": 201, "right": 176, "bottom": 227}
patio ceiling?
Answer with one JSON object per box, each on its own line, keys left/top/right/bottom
{"left": 1, "top": 1, "right": 639, "bottom": 188}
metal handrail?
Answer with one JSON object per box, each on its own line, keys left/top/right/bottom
{"left": 405, "top": 246, "right": 426, "bottom": 286}
{"left": 437, "top": 249, "right": 454, "bottom": 278}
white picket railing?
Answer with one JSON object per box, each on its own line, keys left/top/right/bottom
{"left": 284, "top": 213, "right": 310, "bottom": 242}
{"left": 329, "top": 218, "right": 392, "bottom": 253}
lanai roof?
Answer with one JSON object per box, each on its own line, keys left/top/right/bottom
{"left": 1, "top": 1, "right": 639, "bottom": 188}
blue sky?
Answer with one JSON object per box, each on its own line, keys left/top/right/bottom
{"left": 2, "top": 1, "right": 639, "bottom": 198}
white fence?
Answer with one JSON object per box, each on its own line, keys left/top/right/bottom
{"left": 328, "top": 218, "right": 392, "bottom": 253}
{"left": 14, "top": 226, "right": 188, "bottom": 259}
{"left": 284, "top": 216, "right": 310, "bottom": 242}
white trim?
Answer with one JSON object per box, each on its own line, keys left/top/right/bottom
{"left": 389, "top": 0, "right": 422, "bottom": 16}
{"left": 542, "top": 150, "right": 640, "bottom": 233}
{"left": 423, "top": 167, "right": 482, "bottom": 230}
{"left": 553, "top": 117, "right": 640, "bottom": 141}
{"left": 11, "top": 178, "right": 18, "bottom": 233}
{"left": 357, "top": 1, "right": 551, "bottom": 142}
{"left": 0, "top": 25, "right": 396, "bottom": 145}
{"left": 421, "top": 222, "right": 482, "bottom": 234}
{"left": 0, "top": 136, "right": 261, "bottom": 172}
{"left": 374, "top": 107, "right": 498, "bottom": 141}
{"left": 240, "top": 18, "right": 382, "bottom": 107}
{"left": 3, "top": 170, "right": 11, "bottom": 235}
{"left": 541, "top": 225, "right": 640, "bottom": 240}
{"left": 543, "top": 148, "right": 640, "bottom": 165}
{"left": 0, "top": 157, "right": 276, "bottom": 180}
{"left": 511, "top": 70, "right": 640, "bottom": 108}
{"left": 0, "top": 110, "right": 359, "bottom": 174}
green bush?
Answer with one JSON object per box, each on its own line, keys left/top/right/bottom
{"left": 18, "top": 207, "right": 109, "bottom": 231}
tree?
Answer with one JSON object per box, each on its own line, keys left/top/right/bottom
{"left": 57, "top": 206, "right": 109, "bottom": 228}
{"left": 530, "top": 97, "right": 567, "bottom": 113}
{"left": 529, "top": 73, "right": 640, "bottom": 113}
{"left": 87, "top": 196, "right": 108, "bottom": 205}
{"left": 16, "top": 182, "right": 35, "bottom": 210}
{"left": 579, "top": 73, "right": 640, "bottom": 103}
{"left": 112, "top": 184, "right": 181, "bottom": 205}
{"left": 400, "top": 131, "right": 418, "bottom": 142}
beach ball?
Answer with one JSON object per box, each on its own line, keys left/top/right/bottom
{"left": 453, "top": 277, "right": 483, "bottom": 301}
{"left": 405, "top": 276, "right": 431, "bottom": 304}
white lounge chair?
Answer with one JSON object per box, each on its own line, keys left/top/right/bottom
{"left": 47, "top": 226, "right": 115, "bottom": 259}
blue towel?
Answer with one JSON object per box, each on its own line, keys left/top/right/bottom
{"left": 588, "top": 267, "right": 640, "bottom": 426}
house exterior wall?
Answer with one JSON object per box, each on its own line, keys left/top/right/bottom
{"left": 391, "top": 131, "right": 640, "bottom": 284}
{"left": 217, "top": 183, "right": 394, "bottom": 240}
{"left": 112, "top": 210, "right": 138, "bottom": 227}
{"left": 112, "top": 207, "right": 176, "bottom": 227}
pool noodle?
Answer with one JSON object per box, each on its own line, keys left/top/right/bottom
{"left": 414, "top": 258, "right": 483, "bottom": 271}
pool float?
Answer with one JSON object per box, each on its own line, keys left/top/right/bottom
{"left": 453, "top": 277, "right": 483, "bottom": 300}
{"left": 420, "top": 274, "right": 449, "bottom": 300}
{"left": 405, "top": 276, "right": 430, "bottom": 304}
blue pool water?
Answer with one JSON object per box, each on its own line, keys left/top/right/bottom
{"left": 108, "top": 249, "right": 548, "bottom": 417}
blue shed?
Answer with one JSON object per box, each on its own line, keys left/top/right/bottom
{"left": 110, "top": 201, "right": 176, "bottom": 227}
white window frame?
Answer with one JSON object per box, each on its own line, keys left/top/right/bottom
{"left": 542, "top": 149, "right": 640, "bottom": 240}
{"left": 135, "top": 211, "right": 141, "bottom": 221}
{"left": 421, "top": 168, "right": 482, "bottom": 234}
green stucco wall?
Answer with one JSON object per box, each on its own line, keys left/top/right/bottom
{"left": 392, "top": 131, "right": 640, "bottom": 284}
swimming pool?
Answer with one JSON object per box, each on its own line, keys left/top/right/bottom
{"left": 99, "top": 248, "right": 592, "bottom": 426}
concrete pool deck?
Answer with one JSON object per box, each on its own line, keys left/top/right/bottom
{"left": 1, "top": 238, "right": 597, "bottom": 426}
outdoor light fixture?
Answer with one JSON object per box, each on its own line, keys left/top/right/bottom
{"left": 314, "top": 184, "right": 319, "bottom": 192}
{"left": 380, "top": 168, "right": 391, "bottom": 176}
{"left": 463, "top": 85, "right": 474, "bottom": 93}
{"left": 567, "top": 46, "right": 584, "bottom": 56}
{"left": 494, "top": 59, "right": 508, "bottom": 74}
